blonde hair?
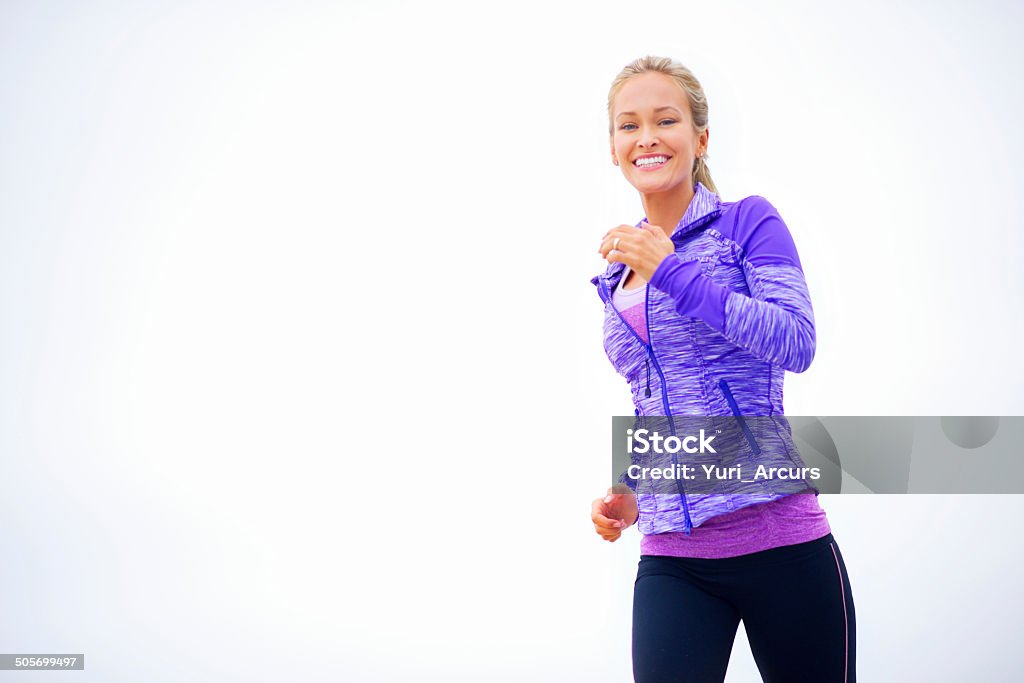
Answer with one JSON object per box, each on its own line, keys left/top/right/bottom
{"left": 607, "top": 55, "right": 718, "bottom": 195}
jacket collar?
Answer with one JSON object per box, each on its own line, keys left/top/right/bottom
{"left": 662, "top": 181, "right": 722, "bottom": 240}
{"left": 593, "top": 183, "right": 721, "bottom": 289}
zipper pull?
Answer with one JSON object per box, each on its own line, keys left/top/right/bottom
{"left": 645, "top": 357, "right": 652, "bottom": 398}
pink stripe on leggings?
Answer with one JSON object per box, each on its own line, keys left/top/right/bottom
{"left": 830, "top": 542, "right": 848, "bottom": 683}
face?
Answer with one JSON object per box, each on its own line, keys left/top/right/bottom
{"left": 610, "top": 72, "right": 708, "bottom": 195}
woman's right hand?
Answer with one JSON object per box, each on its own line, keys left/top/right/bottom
{"left": 591, "top": 486, "right": 639, "bottom": 542}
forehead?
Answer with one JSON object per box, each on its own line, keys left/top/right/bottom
{"left": 613, "top": 72, "right": 690, "bottom": 118}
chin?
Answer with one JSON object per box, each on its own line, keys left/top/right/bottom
{"left": 630, "top": 177, "right": 685, "bottom": 194}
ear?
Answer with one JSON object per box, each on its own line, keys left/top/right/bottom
{"left": 611, "top": 144, "right": 619, "bottom": 166}
{"left": 699, "top": 127, "right": 710, "bottom": 156}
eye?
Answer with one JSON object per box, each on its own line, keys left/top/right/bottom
{"left": 618, "top": 119, "right": 676, "bottom": 131}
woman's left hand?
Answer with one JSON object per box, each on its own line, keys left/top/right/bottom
{"left": 598, "top": 222, "right": 675, "bottom": 282}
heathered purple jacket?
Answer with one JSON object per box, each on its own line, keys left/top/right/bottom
{"left": 591, "top": 183, "right": 819, "bottom": 535}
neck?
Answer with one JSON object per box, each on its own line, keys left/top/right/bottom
{"left": 641, "top": 183, "right": 696, "bottom": 237}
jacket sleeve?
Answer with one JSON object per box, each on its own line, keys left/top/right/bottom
{"left": 616, "top": 463, "right": 639, "bottom": 492}
{"left": 648, "top": 197, "right": 816, "bottom": 373}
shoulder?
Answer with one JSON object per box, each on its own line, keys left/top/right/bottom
{"left": 717, "top": 195, "right": 784, "bottom": 233}
{"left": 715, "top": 195, "right": 802, "bottom": 267}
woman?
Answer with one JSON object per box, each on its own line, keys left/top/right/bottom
{"left": 589, "top": 56, "right": 857, "bottom": 682}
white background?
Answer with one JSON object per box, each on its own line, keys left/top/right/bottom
{"left": 2, "top": 1, "right": 1023, "bottom": 681}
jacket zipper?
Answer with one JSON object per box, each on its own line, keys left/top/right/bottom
{"left": 599, "top": 274, "right": 694, "bottom": 535}
{"left": 718, "top": 379, "right": 762, "bottom": 455}
{"left": 594, "top": 206, "right": 724, "bottom": 535}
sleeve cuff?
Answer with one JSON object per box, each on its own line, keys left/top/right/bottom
{"left": 649, "top": 254, "right": 729, "bottom": 333}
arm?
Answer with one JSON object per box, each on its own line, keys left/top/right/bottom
{"left": 648, "top": 197, "right": 816, "bottom": 373}
{"left": 617, "top": 465, "right": 639, "bottom": 493}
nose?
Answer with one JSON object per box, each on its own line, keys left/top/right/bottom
{"left": 637, "top": 128, "right": 659, "bottom": 149}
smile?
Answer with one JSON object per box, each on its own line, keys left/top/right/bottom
{"left": 633, "top": 155, "right": 671, "bottom": 170}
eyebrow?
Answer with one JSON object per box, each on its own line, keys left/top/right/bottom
{"left": 616, "top": 106, "right": 682, "bottom": 120}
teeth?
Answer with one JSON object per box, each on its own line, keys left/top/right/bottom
{"left": 635, "top": 156, "right": 669, "bottom": 166}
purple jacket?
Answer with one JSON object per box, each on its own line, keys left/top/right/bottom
{"left": 591, "top": 183, "right": 819, "bottom": 535}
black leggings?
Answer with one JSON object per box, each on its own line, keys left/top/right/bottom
{"left": 632, "top": 533, "right": 856, "bottom": 683}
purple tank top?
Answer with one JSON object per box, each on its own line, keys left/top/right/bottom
{"left": 611, "top": 267, "right": 648, "bottom": 343}
{"left": 612, "top": 268, "right": 831, "bottom": 558}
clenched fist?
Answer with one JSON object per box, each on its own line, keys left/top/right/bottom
{"left": 591, "top": 486, "right": 639, "bottom": 542}
{"left": 597, "top": 221, "right": 675, "bottom": 283}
